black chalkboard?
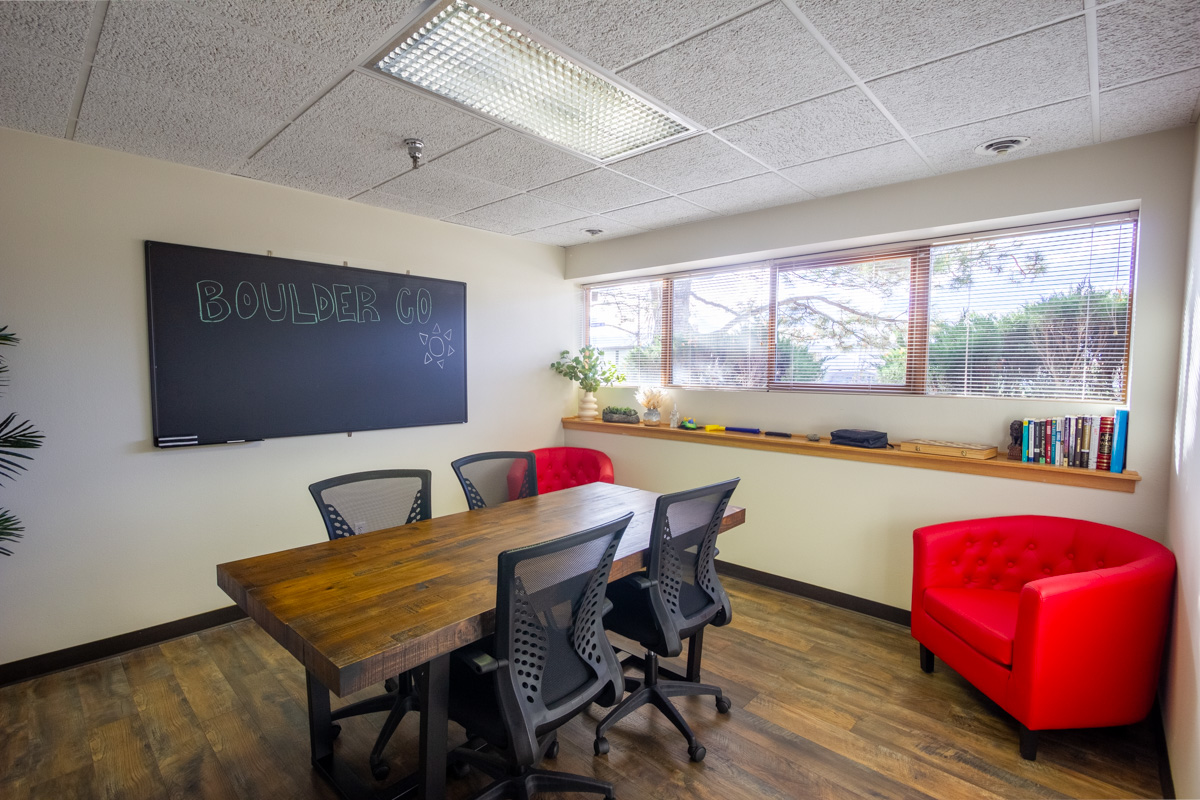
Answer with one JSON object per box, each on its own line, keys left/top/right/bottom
{"left": 145, "top": 241, "right": 467, "bottom": 447}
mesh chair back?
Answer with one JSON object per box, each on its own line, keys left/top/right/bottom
{"left": 495, "top": 512, "right": 631, "bottom": 763}
{"left": 451, "top": 451, "right": 537, "bottom": 510}
{"left": 308, "top": 469, "right": 432, "bottom": 540}
{"left": 649, "top": 479, "right": 739, "bottom": 644}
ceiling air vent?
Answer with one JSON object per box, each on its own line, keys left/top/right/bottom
{"left": 974, "top": 136, "right": 1031, "bottom": 156}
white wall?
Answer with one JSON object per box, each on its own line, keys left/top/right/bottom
{"left": 0, "top": 128, "right": 573, "bottom": 663}
{"left": 1164, "top": 123, "right": 1200, "bottom": 800}
{"left": 564, "top": 128, "right": 1195, "bottom": 611}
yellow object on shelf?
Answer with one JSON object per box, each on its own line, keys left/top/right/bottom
{"left": 899, "top": 439, "right": 998, "bottom": 459}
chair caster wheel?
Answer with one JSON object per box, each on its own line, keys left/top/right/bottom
{"left": 370, "top": 760, "right": 389, "bottom": 781}
{"left": 715, "top": 696, "right": 731, "bottom": 714}
{"left": 546, "top": 740, "right": 560, "bottom": 758}
{"left": 330, "top": 723, "right": 341, "bottom": 740}
{"left": 594, "top": 737, "right": 610, "bottom": 756}
{"left": 688, "top": 744, "right": 706, "bottom": 762}
{"left": 449, "top": 761, "right": 471, "bottom": 779}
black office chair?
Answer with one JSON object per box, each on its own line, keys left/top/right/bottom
{"left": 308, "top": 469, "right": 431, "bottom": 780}
{"left": 447, "top": 512, "right": 633, "bottom": 800}
{"left": 594, "top": 478, "right": 740, "bottom": 762}
{"left": 450, "top": 451, "right": 537, "bottom": 510}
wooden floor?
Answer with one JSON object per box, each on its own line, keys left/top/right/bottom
{"left": 0, "top": 577, "right": 1165, "bottom": 799}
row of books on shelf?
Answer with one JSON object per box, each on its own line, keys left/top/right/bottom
{"left": 1020, "top": 410, "right": 1129, "bottom": 472}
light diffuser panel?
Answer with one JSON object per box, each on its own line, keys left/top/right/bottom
{"left": 373, "top": 1, "right": 693, "bottom": 161}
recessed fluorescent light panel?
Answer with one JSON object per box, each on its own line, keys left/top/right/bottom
{"left": 372, "top": 0, "right": 694, "bottom": 161}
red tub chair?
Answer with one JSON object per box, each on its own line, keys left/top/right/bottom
{"left": 911, "top": 515, "right": 1175, "bottom": 759}
{"left": 531, "top": 447, "right": 615, "bottom": 494}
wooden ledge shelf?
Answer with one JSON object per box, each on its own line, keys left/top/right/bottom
{"left": 562, "top": 418, "right": 1141, "bottom": 494}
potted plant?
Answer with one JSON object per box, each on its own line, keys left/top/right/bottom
{"left": 550, "top": 346, "right": 624, "bottom": 421}
{"left": 0, "top": 325, "right": 44, "bottom": 556}
{"left": 602, "top": 406, "right": 640, "bottom": 424}
{"left": 634, "top": 386, "right": 669, "bottom": 427}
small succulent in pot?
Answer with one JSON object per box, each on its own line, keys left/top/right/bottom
{"left": 602, "top": 405, "right": 640, "bottom": 424}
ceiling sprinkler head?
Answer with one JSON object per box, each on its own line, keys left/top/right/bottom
{"left": 583, "top": 228, "right": 604, "bottom": 236}
{"left": 974, "top": 136, "right": 1031, "bottom": 156}
{"left": 404, "top": 138, "right": 424, "bottom": 169}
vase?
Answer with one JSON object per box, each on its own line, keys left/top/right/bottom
{"left": 578, "top": 390, "right": 598, "bottom": 421}
{"left": 643, "top": 408, "right": 661, "bottom": 427}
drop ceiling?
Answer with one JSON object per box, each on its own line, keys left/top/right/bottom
{"left": 1, "top": 0, "right": 1197, "bottom": 247}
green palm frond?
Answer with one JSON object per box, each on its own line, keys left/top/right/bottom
{"left": 0, "top": 412, "right": 43, "bottom": 483}
{"left": 0, "top": 508, "right": 23, "bottom": 556}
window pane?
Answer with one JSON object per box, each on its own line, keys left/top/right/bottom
{"left": 774, "top": 256, "right": 912, "bottom": 386}
{"left": 585, "top": 281, "right": 663, "bottom": 385}
{"left": 671, "top": 267, "right": 770, "bottom": 388}
{"left": 927, "top": 221, "right": 1135, "bottom": 401}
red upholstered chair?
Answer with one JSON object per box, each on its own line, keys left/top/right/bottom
{"left": 912, "top": 515, "right": 1175, "bottom": 759}
{"left": 531, "top": 447, "right": 615, "bottom": 494}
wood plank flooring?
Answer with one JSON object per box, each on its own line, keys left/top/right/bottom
{"left": 0, "top": 577, "right": 1164, "bottom": 799}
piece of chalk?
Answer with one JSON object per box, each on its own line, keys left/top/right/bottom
{"left": 764, "top": 431, "right": 792, "bottom": 438}
{"left": 726, "top": 426, "right": 760, "bottom": 434}
{"left": 704, "top": 424, "right": 725, "bottom": 432}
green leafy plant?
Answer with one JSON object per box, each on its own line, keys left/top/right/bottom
{"left": 0, "top": 326, "right": 43, "bottom": 556}
{"left": 603, "top": 406, "right": 636, "bottom": 416}
{"left": 550, "top": 345, "right": 625, "bottom": 392}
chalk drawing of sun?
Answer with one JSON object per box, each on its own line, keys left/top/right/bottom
{"left": 419, "top": 325, "right": 455, "bottom": 368}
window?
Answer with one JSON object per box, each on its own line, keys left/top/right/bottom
{"left": 582, "top": 212, "right": 1137, "bottom": 402}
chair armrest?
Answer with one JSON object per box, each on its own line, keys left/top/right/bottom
{"left": 1009, "top": 555, "right": 1175, "bottom": 728}
{"left": 624, "top": 574, "right": 654, "bottom": 591}
{"left": 454, "top": 648, "right": 507, "bottom": 675}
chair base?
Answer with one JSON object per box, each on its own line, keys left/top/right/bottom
{"left": 595, "top": 650, "right": 730, "bottom": 762}
{"left": 450, "top": 735, "right": 613, "bottom": 800}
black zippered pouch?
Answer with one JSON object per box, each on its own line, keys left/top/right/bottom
{"left": 830, "top": 429, "right": 889, "bottom": 449}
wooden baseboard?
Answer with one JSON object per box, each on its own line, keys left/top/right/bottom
{"left": 0, "top": 605, "right": 247, "bottom": 687}
{"left": 716, "top": 560, "right": 911, "bottom": 627}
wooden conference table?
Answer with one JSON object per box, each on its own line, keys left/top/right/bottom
{"left": 217, "top": 481, "right": 746, "bottom": 800}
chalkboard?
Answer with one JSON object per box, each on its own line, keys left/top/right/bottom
{"left": 145, "top": 241, "right": 467, "bottom": 447}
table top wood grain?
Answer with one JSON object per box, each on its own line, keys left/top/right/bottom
{"left": 217, "top": 482, "right": 745, "bottom": 696}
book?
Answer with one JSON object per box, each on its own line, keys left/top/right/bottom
{"left": 1079, "top": 417, "right": 1092, "bottom": 468}
{"left": 1022, "top": 419, "right": 1030, "bottom": 462}
{"left": 1110, "top": 410, "right": 1129, "bottom": 473}
{"left": 1097, "top": 416, "right": 1114, "bottom": 471}
{"left": 1088, "top": 415, "right": 1101, "bottom": 470}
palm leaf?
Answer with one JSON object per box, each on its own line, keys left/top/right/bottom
{"left": 0, "top": 508, "right": 23, "bottom": 556}
{"left": 0, "top": 412, "right": 43, "bottom": 482}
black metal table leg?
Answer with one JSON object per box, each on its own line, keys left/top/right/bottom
{"left": 417, "top": 654, "right": 449, "bottom": 800}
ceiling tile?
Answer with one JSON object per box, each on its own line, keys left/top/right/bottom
{"left": 489, "top": 0, "right": 763, "bottom": 72}
{"left": 376, "top": 163, "right": 519, "bottom": 212}
{"left": 681, "top": 173, "right": 812, "bottom": 214}
{"left": 913, "top": 97, "right": 1092, "bottom": 173}
{"left": 0, "top": 0, "right": 94, "bottom": 62}
{"left": 92, "top": 0, "right": 344, "bottom": 120}
{"left": 793, "top": 0, "right": 1080, "bottom": 80}
{"left": 529, "top": 168, "right": 667, "bottom": 214}
{"left": 445, "top": 194, "right": 583, "bottom": 236}
{"left": 77, "top": 68, "right": 280, "bottom": 173}
{"left": 295, "top": 74, "right": 496, "bottom": 161}
{"left": 780, "top": 141, "right": 932, "bottom": 196}
{"left": 717, "top": 88, "right": 897, "bottom": 168}
{"left": 604, "top": 197, "right": 717, "bottom": 229}
{"left": 1097, "top": 0, "right": 1200, "bottom": 89}
{"left": 240, "top": 122, "right": 411, "bottom": 198}
{"left": 867, "top": 19, "right": 1089, "bottom": 135}
{"left": 1100, "top": 69, "right": 1200, "bottom": 142}
{"left": 429, "top": 129, "right": 594, "bottom": 191}
{"left": 355, "top": 190, "right": 459, "bottom": 221}
{"left": 189, "top": 0, "right": 424, "bottom": 63}
{"left": 607, "top": 134, "right": 764, "bottom": 194}
{"left": 518, "top": 216, "right": 645, "bottom": 247}
{"left": 0, "top": 48, "right": 77, "bottom": 137}
{"left": 617, "top": 3, "right": 849, "bottom": 128}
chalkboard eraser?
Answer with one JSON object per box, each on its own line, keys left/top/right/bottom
{"left": 764, "top": 431, "right": 792, "bottom": 438}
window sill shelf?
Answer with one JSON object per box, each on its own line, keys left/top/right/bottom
{"left": 561, "top": 418, "right": 1141, "bottom": 494}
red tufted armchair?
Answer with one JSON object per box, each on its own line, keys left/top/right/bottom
{"left": 912, "top": 515, "right": 1175, "bottom": 759}
{"left": 530, "top": 447, "right": 615, "bottom": 494}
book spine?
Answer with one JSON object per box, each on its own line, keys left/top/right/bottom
{"left": 1043, "top": 419, "right": 1051, "bottom": 464}
{"left": 1053, "top": 418, "right": 1062, "bottom": 466}
{"left": 1111, "top": 410, "right": 1129, "bottom": 473}
{"left": 1021, "top": 419, "right": 1029, "bottom": 462}
{"left": 1080, "top": 417, "right": 1092, "bottom": 468}
{"left": 1097, "top": 416, "right": 1114, "bottom": 471}
{"left": 1088, "top": 415, "right": 1100, "bottom": 469}
{"left": 1074, "top": 416, "right": 1084, "bottom": 468}
{"left": 1065, "top": 416, "right": 1074, "bottom": 467}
